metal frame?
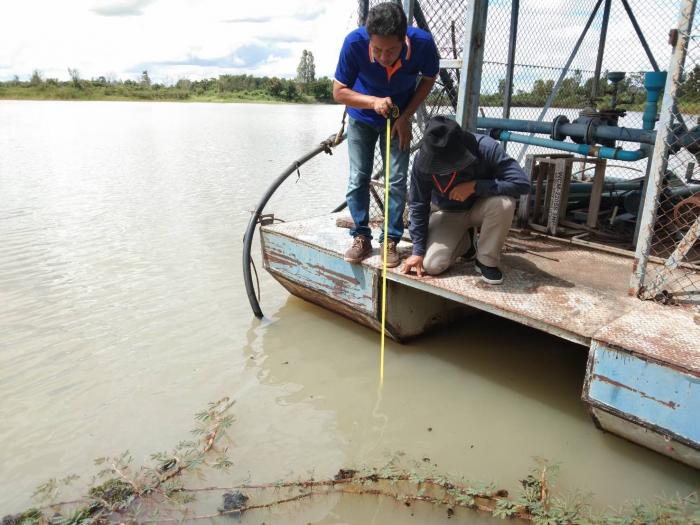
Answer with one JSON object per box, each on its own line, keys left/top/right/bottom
{"left": 591, "top": 0, "right": 613, "bottom": 100}
{"left": 515, "top": 0, "right": 604, "bottom": 163}
{"left": 630, "top": 0, "right": 697, "bottom": 296}
{"left": 402, "top": 0, "right": 414, "bottom": 24}
{"left": 502, "top": 0, "right": 519, "bottom": 122}
{"left": 455, "top": 0, "right": 489, "bottom": 130}
{"left": 620, "top": 0, "right": 659, "bottom": 71}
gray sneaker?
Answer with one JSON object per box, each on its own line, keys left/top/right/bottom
{"left": 380, "top": 239, "right": 400, "bottom": 268}
{"left": 344, "top": 235, "right": 373, "bottom": 263}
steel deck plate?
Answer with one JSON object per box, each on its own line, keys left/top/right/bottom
{"left": 263, "top": 214, "right": 700, "bottom": 373}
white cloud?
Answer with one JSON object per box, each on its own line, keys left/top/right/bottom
{"left": 91, "top": 0, "right": 156, "bottom": 17}
{"left": 0, "top": 0, "right": 684, "bottom": 87}
{"left": 0, "top": 0, "right": 356, "bottom": 82}
{"left": 479, "top": 0, "right": 683, "bottom": 94}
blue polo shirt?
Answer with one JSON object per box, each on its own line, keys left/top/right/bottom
{"left": 334, "top": 26, "right": 440, "bottom": 126}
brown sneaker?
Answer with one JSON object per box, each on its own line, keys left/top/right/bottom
{"left": 344, "top": 235, "right": 373, "bottom": 263}
{"left": 380, "top": 239, "right": 400, "bottom": 268}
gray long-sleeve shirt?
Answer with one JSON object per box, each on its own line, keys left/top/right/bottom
{"left": 408, "top": 133, "right": 530, "bottom": 256}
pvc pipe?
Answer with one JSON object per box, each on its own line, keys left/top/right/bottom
{"left": 479, "top": 117, "right": 551, "bottom": 135}
{"left": 477, "top": 117, "right": 656, "bottom": 144}
{"left": 497, "top": 131, "right": 648, "bottom": 161}
{"left": 643, "top": 71, "right": 667, "bottom": 130}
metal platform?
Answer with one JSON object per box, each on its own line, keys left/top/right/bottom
{"left": 261, "top": 213, "right": 700, "bottom": 468}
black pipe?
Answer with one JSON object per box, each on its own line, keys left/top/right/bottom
{"left": 358, "top": 0, "right": 369, "bottom": 26}
{"left": 332, "top": 201, "right": 348, "bottom": 213}
{"left": 243, "top": 134, "right": 345, "bottom": 318}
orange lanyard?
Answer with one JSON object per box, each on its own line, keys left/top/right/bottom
{"left": 432, "top": 171, "right": 457, "bottom": 195}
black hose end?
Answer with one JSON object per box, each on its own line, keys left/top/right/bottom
{"left": 488, "top": 128, "right": 503, "bottom": 140}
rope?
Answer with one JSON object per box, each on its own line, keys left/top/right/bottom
{"left": 334, "top": 108, "right": 348, "bottom": 146}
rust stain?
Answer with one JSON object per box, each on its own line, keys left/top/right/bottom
{"left": 273, "top": 273, "right": 381, "bottom": 332}
{"left": 265, "top": 250, "right": 299, "bottom": 268}
{"left": 308, "top": 263, "right": 361, "bottom": 286}
{"left": 592, "top": 373, "right": 679, "bottom": 409}
{"left": 307, "top": 263, "right": 363, "bottom": 296}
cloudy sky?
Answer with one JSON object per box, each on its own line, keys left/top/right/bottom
{"left": 0, "top": 0, "right": 681, "bottom": 86}
{"left": 0, "top": 0, "right": 357, "bottom": 83}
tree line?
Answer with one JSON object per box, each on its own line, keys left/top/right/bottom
{"left": 0, "top": 70, "right": 334, "bottom": 103}
{"left": 0, "top": 50, "right": 333, "bottom": 103}
{"left": 478, "top": 67, "right": 700, "bottom": 110}
{"left": 2, "top": 60, "right": 699, "bottom": 111}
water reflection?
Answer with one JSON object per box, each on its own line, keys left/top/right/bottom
{"left": 253, "top": 297, "right": 700, "bottom": 507}
{"left": 0, "top": 101, "right": 697, "bottom": 518}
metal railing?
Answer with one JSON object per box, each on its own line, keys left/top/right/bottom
{"left": 631, "top": 0, "right": 700, "bottom": 309}
{"left": 358, "top": 0, "right": 700, "bottom": 310}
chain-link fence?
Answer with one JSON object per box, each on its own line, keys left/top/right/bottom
{"left": 365, "top": 0, "right": 468, "bottom": 223}
{"left": 358, "top": 0, "right": 699, "bottom": 309}
{"left": 631, "top": 0, "right": 700, "bottom": 309}
{"left": 365, "top": 0, "right": 688, "bottom": 218}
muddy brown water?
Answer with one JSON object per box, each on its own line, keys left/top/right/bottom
{"left": 0, "top": 101, "right": 698, "bottom": 520}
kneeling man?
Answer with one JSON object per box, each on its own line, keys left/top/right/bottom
{"left": 401, "top": 116, "right": 530, "bottom": 284}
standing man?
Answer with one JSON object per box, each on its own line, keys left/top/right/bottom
{"left": 401, "top": 116, "right": 530, "bottom": 284}
{"left": 333, "top": 2, "right": 439, "bottom": 267}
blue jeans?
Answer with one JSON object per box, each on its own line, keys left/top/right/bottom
{"left": 346, "top": 116, "right": 409, "bottom": 243}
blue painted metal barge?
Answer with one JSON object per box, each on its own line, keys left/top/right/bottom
{"left": 260, "top": 214, "right": 700, "bottom": 468}
{"left": 243, "top": 0, "right": 700, "bottom": 468}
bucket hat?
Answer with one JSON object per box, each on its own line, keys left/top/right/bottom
{"left": 415, "top": 116, "right": 477, "bottom": 175}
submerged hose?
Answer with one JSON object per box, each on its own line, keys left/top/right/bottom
{"left": 243, "top": 133, "right": 346, "bottom": 318}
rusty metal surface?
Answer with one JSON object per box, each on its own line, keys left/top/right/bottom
{"left": 269, "top": 259, "right": 472, "bottom": 342}
{"left": 642, "top": 215, "right": 700, "bottom": 300}
{"left": 590, "top": 406, "right": 700, "bottom": 469}
{"left": 264, "top": 214, "right": 700, "bottom": 371}
{"left": 585, "top": 341, "right": 700, "bottom": 450}
{"left": 262, "top": 224, "right": 377, "bottom": 315}
{"left": 593, "top": 303, "right": 700, "bottom": 375}
{"left": 273, "top": 272, "right": 385, "bottom": 335}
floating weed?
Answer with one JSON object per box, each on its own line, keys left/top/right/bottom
{"left": 6, "top": 399, "right": 699, "bottom": 525}
{"left": 88, "top": 479, "right": 134, "bottom": 510}
{"left": 1, "top": 508, "right": 43, "bottom": 525}
{"left": 493, "top": 498, "right": 518, "bottom": 519}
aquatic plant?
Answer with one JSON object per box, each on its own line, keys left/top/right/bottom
{"left": 4, "top": 399, "right": 699, "bottom": 525}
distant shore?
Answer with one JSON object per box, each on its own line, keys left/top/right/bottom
{"left": 0, "top": 88, "right": 329, "bottom": 105}
{"left": 0, "top": 74, "right": 336, "bottom": 105}
{"left": 0, "top": 94, "right": 328, "bottom": 104}
{"left": 2, "top": 85, "right": 698, "bottom": 113}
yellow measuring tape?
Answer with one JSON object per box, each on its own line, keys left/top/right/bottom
{"left": 379, "top": 115, "right": 392, "bottom": 384}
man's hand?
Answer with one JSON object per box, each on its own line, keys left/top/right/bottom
{"left": 401, "top": 255, "right": 425, "bottom": 277}
{"left": 391, "top": 115, "right": 412, "bottom": 150}
{"left": 449, "top": 181, "right": 476, "bottom": 202}
{"left": 372, "top": 96, "right": 393, "bottom": 118}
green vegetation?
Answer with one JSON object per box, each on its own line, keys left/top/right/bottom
{"left": 0, "top": 50, "right": 333, "bottom": 104}
{"left": 3, "top": 61, "right": 700, "bottom": 112}
{"left": 0, "top": 68, "right": 334, "bottom": 104}
{"left": 478, "top": 68, "right": 700, "bottom": 113}
{"left": 4, "top": 398, "right": 699, "bottom": 525}
{"left": 296, "top": 49, "right": 316, "bottom": 84}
